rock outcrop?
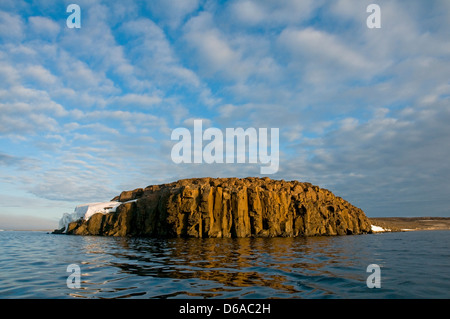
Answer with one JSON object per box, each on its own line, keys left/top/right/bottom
{"left": 58, "top": 177, "right": 371, "bottom": 237}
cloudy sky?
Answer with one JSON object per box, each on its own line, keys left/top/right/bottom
{"left": 1, "top": 0, "right": 449, "bottom": 229}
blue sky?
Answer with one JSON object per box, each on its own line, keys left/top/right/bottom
{"left": 1, "top": 0, "right": 449, "bottom": 229}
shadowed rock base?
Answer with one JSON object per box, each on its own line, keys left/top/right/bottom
{"left": 57, "top": 177, "right": 372, "bottom": 238}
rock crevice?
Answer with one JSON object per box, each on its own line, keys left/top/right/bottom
{"left": 61, "top": 177, "right": 371, "bottom": 237}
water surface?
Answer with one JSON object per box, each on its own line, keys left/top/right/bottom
{"left": 0, "top": 230, "right": 448, "bottom": 298}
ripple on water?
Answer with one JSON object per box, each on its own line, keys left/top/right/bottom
{"left": 0, "top": 231, "right": 449, "bottom": 298}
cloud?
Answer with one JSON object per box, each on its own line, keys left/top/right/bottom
{"left": 28, "top": 16, "right": 60, "bottom": 39}
{"left": 22, "top": 64, "right": 58, "bottom": 85}
{"left": 0, "top": 59, "right": 20, "bottom": 85}
{"left": 74, "top": 109, "right": 163, "bottom": 127}
{"left": 0, "top": 152, "right": 21, "bottom": 166}
{"left": 182, "top": 117, "right": 212, "bottom": 128}
{"left": 182, "top": 11, "right": 284, "bottom": 89}
{"left": 0, "top": 86, "right": 67, "bottom": 135}
{"left": 1, "top": 0, "right": 450, "bottom": 222}
{"left": 111, "top": 93, "right": 162, "bottom": 108}
{"left": 29, "top": 170, "right": 116, "bottom": 202}
{"left": 283, "top": 96, "right": 450, "bottom": 216}
{"left": 279, "top": 27, "right": 369, "bottom": 70}
{"left": 183, "top": 13, "right": 238, "bottom": 76}
{"left": 228, "top": 0, "right": 319, "bottom": 26}
{"left": 277, "top": 27, "right": 377, "bottom": 91}
{"left": 0, "top": 10, "right": 24, "bottom": 41}
{"left": 146, "top": 0, "right": 200, "bottom": 29}
{"left": 120, "top": 17, "right": 201, "bottom": 88}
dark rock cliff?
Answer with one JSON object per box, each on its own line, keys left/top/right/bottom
{"left": 58, "top": 177, "right": 372, "bottom": 237}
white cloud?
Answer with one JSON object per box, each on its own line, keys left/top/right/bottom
{"left": 230, "top": 0, "right": 266, "bottom": 25}
{"left": 0, "top": 61, "right": 20, "bottom": 85}
{"left": 111, "top": 93, "right": 162, "bottom": 108}
{"left": 339, "top": 117, "right": 359, "bottom": 131}
{"left": 1, "top": 0, "right": 450, "bottom": 221}
{"left": 121, "top": 17, "right": 201, "bottom": 88}
{"left": 28, "top": 16, "right": 60, "bottom": 39}
{"left": 229, "top": 0, "right": 319, "bottom": 26}
{"left": 0, "top": 86, "right": 66, "bottom": 115}
{"left": 0, "top": 11, "right": 23, "bottom": 41}
{"left": 218, "top": 104, "right": 238, "bottom": 119}
{"left": 284, "top": 97, "right": 450, "bottom": 216}
{"left": 68, "top": 108, "right": 167, "bottom": 136}
{"left": 183, "top": 12, "right": 280, "bottom": 83}
{"left": 183, "top": 12, "right": 240, "bottom": 76}
{"left": 57, "top": 57, "right": 115, "bottom": 92}
{"left": 189, "top": 29, "right": 237, "bottom": 71}
{"left": 0, "top": 84, "right": 68, "bottom": 135}
{"left": 29, "top": 168, "right": 119, "bottom": 202}
{"left": 22, "top": 64, "right": 58, "bottom": 85}
{"left": 182, "top": 117, "right": 212, "bottom": 128}
{"left": 278, "top": 27, "right": 373, "bottom": 77}
{"left": 146, "top": 0, "right": 200, "bottom": 29}
{"left": 283, "top": 125, "right": 304, "bottom": 142}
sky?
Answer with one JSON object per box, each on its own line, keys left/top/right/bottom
{"left": 0, "top": 0, "right": 449, "bottom": 230}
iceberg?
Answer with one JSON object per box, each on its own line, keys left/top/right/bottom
{"left": 58, "top": 201, "right": 124, "bottom": 233}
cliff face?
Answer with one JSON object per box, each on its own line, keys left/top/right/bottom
{"left": 62, "top": 177, "right": 371, "bottom": 238}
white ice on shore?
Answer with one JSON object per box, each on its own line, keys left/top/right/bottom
{"left": 371, "top": 225, "right": 389, "bottom": 232}
{"left": 58, "top": 201, "right": 130, "bottom": 232}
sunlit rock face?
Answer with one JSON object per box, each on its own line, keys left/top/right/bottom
{"left": 59, "top": 177, "right": 371, "bottom": 238}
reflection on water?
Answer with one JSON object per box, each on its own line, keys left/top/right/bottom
{"left": 71, "top": 235, "right": 377, "bottom": 298}
{"left": 0, "top": 231, "right": 449, "bottom": 298}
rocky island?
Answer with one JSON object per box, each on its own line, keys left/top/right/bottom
{"left": 53, "top": 177, "right": 373, "bottom": 237}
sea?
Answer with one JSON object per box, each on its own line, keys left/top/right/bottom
{"left": 0, "top": 230, "right": 449, "bottom": 299}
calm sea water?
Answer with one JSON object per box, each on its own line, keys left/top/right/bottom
{"left": 0, "top": 230, "right": 448, "bottom": 299}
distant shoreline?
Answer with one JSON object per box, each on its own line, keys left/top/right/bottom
{"left": 369, "top": 217, "right": 450, "bottom": 232}
{"left": 0, "top": 229, "right": 54, "bottom": 232}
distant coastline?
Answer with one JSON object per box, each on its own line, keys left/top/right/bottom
{"left": 369, "top": 217, "right": 450, "bottom": 232}
{"left": 0, "top": 229, "right": 54, "bottom": 232}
